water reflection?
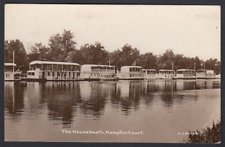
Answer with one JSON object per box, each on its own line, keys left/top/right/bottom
{"left": 5, "top": 82, "right": 26, "bottom": 117}
{"left": 80, "top": 82, "right": 109, "bottom": 118}
{"left": 4, "top": 79, "right": 221, "bottom": 142}
{"left": 44, "top": 82, "right": 81, "bottom": 127}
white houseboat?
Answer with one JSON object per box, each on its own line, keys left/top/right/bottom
{"left": 142, "top": 69, "right": 157, "bottom": 79}
{"left": 80, "top": 64, "right": 117, "bottom": 81}
{"left": 196, "top": 69, "right": 216, "bottom": 79}
{"left": 27, "top": 61, "right": 80, "bottom": 81}
{"left": 176, "top": 69, "right": 196, "bottom": 79}
{"left": 4, "top": 63, "right": 21, "bottom": 81}
{"left": 117, "top": 66, "right": 143, "bottom": 80}
{"left": 158, "top": 69, "right": 175, "bottom": 79}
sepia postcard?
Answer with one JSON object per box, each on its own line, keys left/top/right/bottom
{"left": 3, "top": 4, "right": 221, "bottom": 143}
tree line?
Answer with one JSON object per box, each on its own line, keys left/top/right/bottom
{"left": 4, "top": 30, "right": 221, "bottom": 74}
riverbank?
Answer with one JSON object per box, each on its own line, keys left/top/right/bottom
{"left": 185, "top": 120, "right": 221, "bottom": 143}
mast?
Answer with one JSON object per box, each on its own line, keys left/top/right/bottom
{"left": 172, "top": 62, "right": 174, "bottom": 77}
{"left": 13, "top": 50, "right": 15, "bottom": 73}
{"left": 194, "top": 62, "right": 196, "bottom": 79}
{"left": 172, "top": 62, "right": 174, "bottom": 71}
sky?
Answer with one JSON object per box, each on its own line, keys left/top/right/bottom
{"left": 5, "top": 4, "right": 221, "bottom": 61}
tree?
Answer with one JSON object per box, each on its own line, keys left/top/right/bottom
{"left": 65, "top": 49, "right": 83, "bottom": 63}
{"left": 205, "top": 58, "right": 221, "bottom": 74}
{"left": 136, "top": 52, "right": 158, "bottom": 70}
{"left": 158, "top": 49, "right": 175, "bottom": 69}
{"left": 109, "top": 49, "right": 122, "bottom": 70}
{"left": 110, "top": 44, "right": 140, "bottom": 70}
{"left": 66, "top": 42, "right": 108, "bottom": 65}
{"left": 28, "top": 43, "right": 50, "bottom": 62}
{"left": 194, "top": 56, "right": 202, "bottom": 70}
{"left": 4, "top": 40, "right": 28, "bottom": 72}
{"left": 48, "top": 30, "right": 76, "bottom": 61}
{"left": 80, "top": 42, "right": 108, "bottom": 64}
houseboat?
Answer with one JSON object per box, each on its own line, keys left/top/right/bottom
{"left": 176, "top": 69, "right": 196, "bottom": 79}
{"left": 158, "top": 69, "right": 175, "bottom": 79}
{"left": 196, "top": 69, "right": 216, "bottom": 79}
{"left": 4, "top": 63, "right": 21, "bottom": 81}
{"left": 142, "top": 69, "right": 157, "bottom": 80}
{"left": 80, "top": 64, "right": 117, "bottom": 81}
{"left": 26, "top": 61, "right": 80, "bottom": 81}
{"left": 117, "top": 66, "right": 144, "bottom": 80}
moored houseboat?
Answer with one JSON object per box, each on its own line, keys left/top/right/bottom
{"left": 26, "top": 61, "right": 80, "bottom": 81}
{"left": 80, "top": 64, "right": 117, "bottom": 81}
{"left": 4, "top": 63, "right": 21, "bottom": 81}
{"left": 142, "top": 69, "right": 157, "bottom": 80}
{"left": 117, "top": 66, "right": 144, "bottom": 80}
{"left": 176, "top": 69, "right": 196, "bottom": 79}
{"left": 196, "top": 69, "right": 216, "bottom": 79}
{"left": 158, "top": 69, "right": 175, "bottom": 79}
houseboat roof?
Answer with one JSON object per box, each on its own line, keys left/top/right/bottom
{"left": 81, "top": 64, "right": 115, "bottom": 72}
{"left": 30, "top": 61, "right": 80, "bottom": 66}
{"left": 197, "top": 69, "right": 214, "bottom": 71}
{"left": 159, "top": 69, "right": 174, "bottom": 71}
{"left": 81, "top": 64, "right": 115, "bottom": 68}
{"left": 177, "top": 69, "right": 195, "bottom": 71}
{"left": 121, "top": 66, "right": 142, "bottom": 69}
{"left": 5, "top": 63, "right": 16, "bottom": 66}
{"left": 142, "top": 69, "right": 156, "bottom": 71}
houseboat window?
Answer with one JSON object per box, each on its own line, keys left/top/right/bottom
{"left": 49, "top": 64, "right": 53, "bottom": 70}
{"left": 53, "top": 65, "right": 57, "bottom": 70}
{"left": 4, "top": 66, "right": 13, "bottom": 72}
{"left": 28, "top": 72, "right": 34, "bottom": 75}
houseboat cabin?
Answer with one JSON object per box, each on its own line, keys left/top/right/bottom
{"left": 176, "top": 69, "right": 196, "bottom": 79}
{"left": 27, "top": 61, "right": 80, "bottom": 81}
{"left": 4, "top": 63, "right": 21, "bottom": 81}
{"left": 196, "top": 69, "right": 216, "bottom": 79}
{"left": 117, "top": 66, "right": 143, "bottom": 80}
{"left": 143, "top": 69, "right": 157, "bottom": 79}
{"left": 158, "top": 69, "right": 175, "bottom": 79}
{"left": 80, "top": 64, "right": 117, "bottom": 81}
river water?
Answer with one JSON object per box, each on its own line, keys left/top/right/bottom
{"left": 4, "top": 79, "right": 221, "bottom": 143}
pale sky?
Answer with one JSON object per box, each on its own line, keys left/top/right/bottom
{"left": 5, "top": 4, "right": 220, "bottom": 61}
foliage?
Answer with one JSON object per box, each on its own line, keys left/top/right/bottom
{"left": 28, "top": 43, "right": 50, "bottom": 62}
{"left": 185, "top": 120, "right": 221, "bottom": 143}
{"left": 48, "top": 30, "right": 76, "bottom": 61}
{"left": 136, "top": 52, "right": 158, "bottom": 70}
{"left": 4, "top": 40, "right": 28, "bottom": 72}
{"left": 66, "top": 42, "right": 108, "bottom": 65}
{"left": 205, "top": 58, "right": 221, "bottom": 74}
{"left": 109, "top": 44, "right": 140, "bottom": 70}
{"left": 5, "top": 30, "right": 220, "bottom": 74}
{"left": 158, "top": 49, "right": 175, "bottom": 69}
